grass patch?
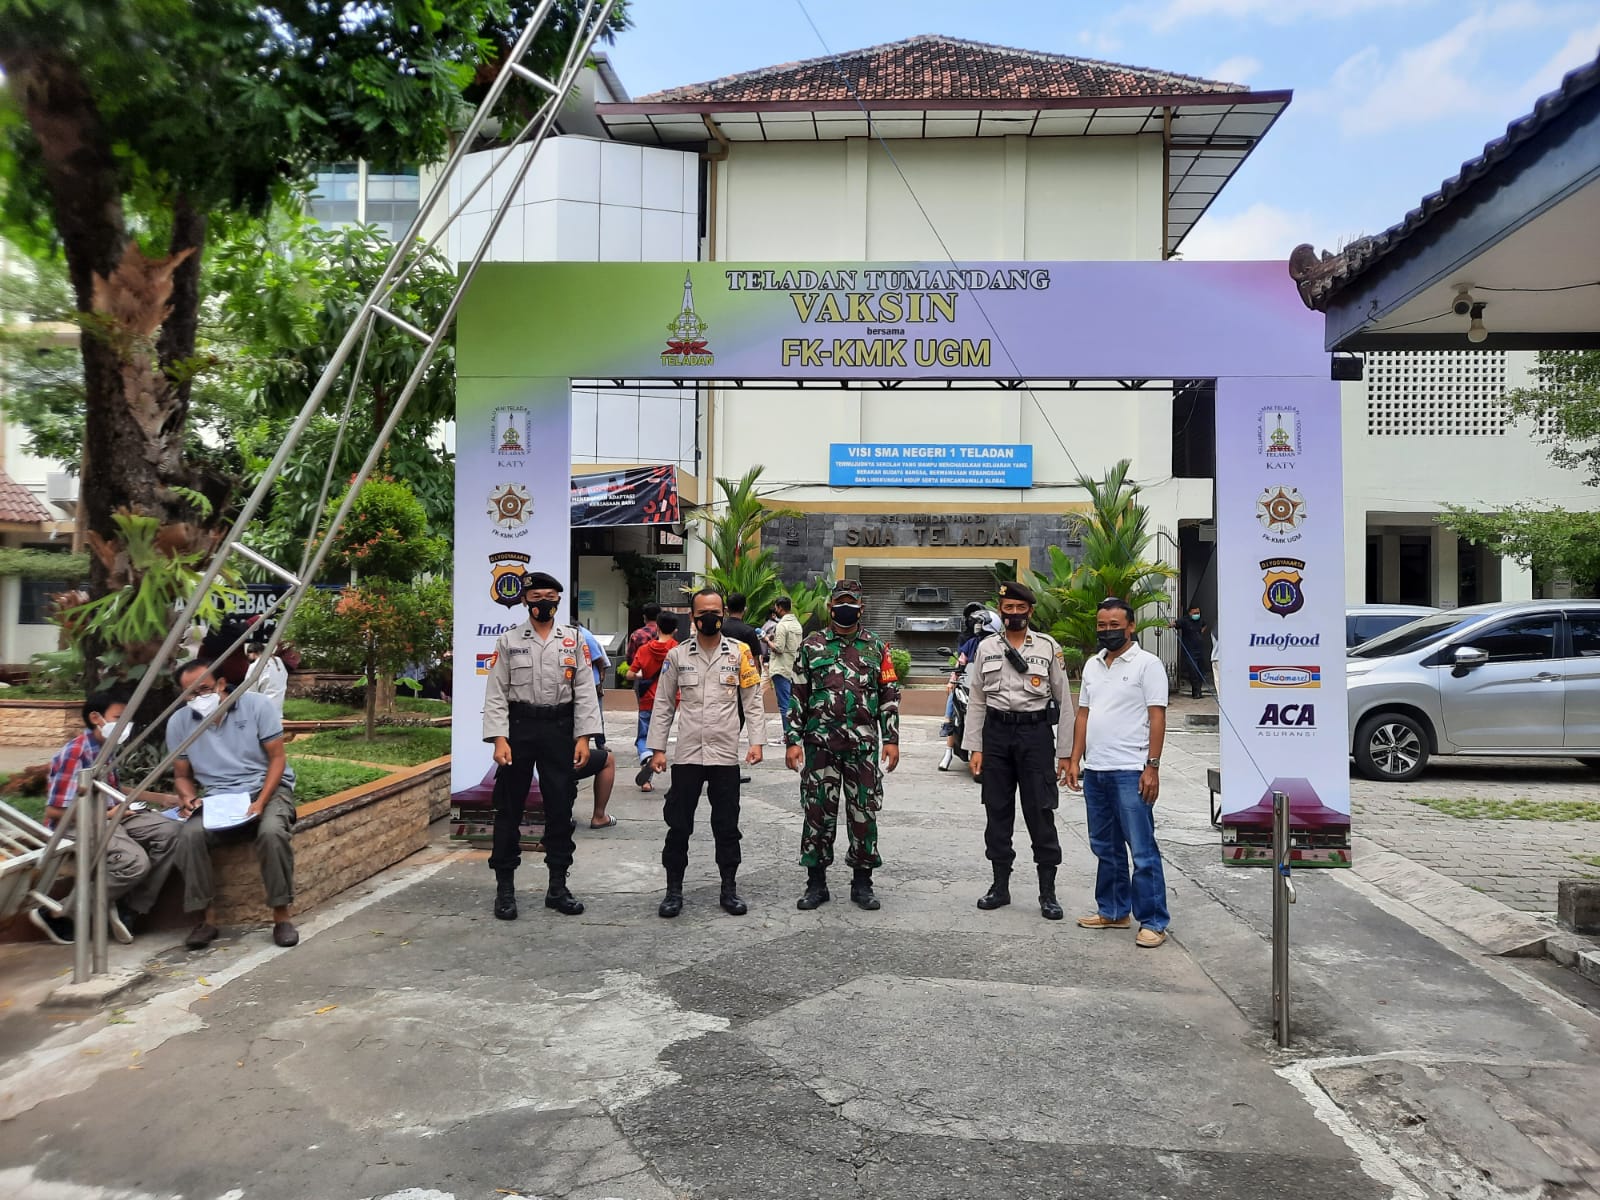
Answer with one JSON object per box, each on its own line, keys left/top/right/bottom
{"left": 287, "top": 757, "right": 389, "bottom": 803}
{"left": 4, "top": 794, "right": 46, "bottom": 822}
{"left": 281, "top": 696, "right": 450, "bottom": 722}
{"left": 287, "top": 725, "right": 452, "bottom": 767}
{"left": 1574, "top": 854, "right": 1600, "bottom": 870}
{"left": 1408, "top": 796, "right": 1600, "bottom": 822}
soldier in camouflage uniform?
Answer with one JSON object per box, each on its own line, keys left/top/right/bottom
{"left": 785, "top": 579, "right": 901, "bottom": 911}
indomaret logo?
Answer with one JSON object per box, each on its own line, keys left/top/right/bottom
{"left": 662, "top": 271, "right": 713, "bottom": 367}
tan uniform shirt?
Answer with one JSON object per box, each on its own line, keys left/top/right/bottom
{"left": 647, "top": 634, "right": 765, "bottom": 766}
{"left": 481, "top": 620, "right": 604, "bottom": 742}
{"left": 965, "top": 630, "right": 1076, "bottom": 759}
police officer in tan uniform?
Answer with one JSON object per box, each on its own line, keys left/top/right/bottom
{"left": 482, "top": 571, "right": 603, "bottom": 920}
{"left": 966, "top": 579, "right": 1076, "bottom": 920}
{"left": 647, "top": 587, "right": 765, "bottom": 919}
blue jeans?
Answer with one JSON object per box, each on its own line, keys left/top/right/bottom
{"left": 635, "top": 710, "right": 652, "bottom": 763}
{"left": 1082, "top": 769, "right": 1169, "bottom": 930}
{"left": 773, "top": 673, "right": 793, "bottom": 738}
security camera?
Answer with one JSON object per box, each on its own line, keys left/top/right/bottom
{"left": 1452, "top": 285, "right": 1476, "bottom": 316}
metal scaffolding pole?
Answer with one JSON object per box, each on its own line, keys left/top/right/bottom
{"left": 67, "top": 0, "right": 619, "bottom": 983}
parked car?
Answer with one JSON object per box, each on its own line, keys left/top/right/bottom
{"left": 1346, "top": 603, "right": 1439, "bottom": 648}
{"left": 1346, "top": 600, "right": 1600, "bottom": 781}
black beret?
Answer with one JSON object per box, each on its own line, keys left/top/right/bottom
{"left": 998, "top": 580, "right": 1036, "bottom": 605}
{"left": 521, "top": 571, "right": 564, "bottom": 594}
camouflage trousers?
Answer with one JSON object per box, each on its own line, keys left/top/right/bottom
{"left": 799, "top": 743, "right": 883, "bottom": 870}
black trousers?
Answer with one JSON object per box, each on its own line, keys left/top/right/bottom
{"left": 980, "top": 719, "right": 1063, "bottom": 869}
{"left": 1180, "top": 651, "right": 1211, "bottom": 694}
{"left": 661, "top": 763, "right": 742, "bottom": 876}
{"left": 489, "top": 714, "right": 576, "bottom": 874}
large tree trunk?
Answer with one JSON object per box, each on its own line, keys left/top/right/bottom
{"left": 3, "top": 49, "right": 215, "bottom": 684}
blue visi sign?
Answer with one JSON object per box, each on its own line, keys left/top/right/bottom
{"left": 828, "top": 443, "right": 1033, "bottom": 487}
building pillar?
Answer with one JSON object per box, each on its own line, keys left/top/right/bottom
{"left": 1500, "top": 557, "right": 1534, "bottom": 602}
{"left": 1381, "top": 532, "right": 1401, "bottom": 604}
{"left": 1433, "top": 522, "right": 1458, "bottom": 608}
{"left": 1344, "top": 501, "right": 1367, "bottom": 604}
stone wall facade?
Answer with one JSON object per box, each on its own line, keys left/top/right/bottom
{"left": 0, "top": 700, "right": 82, "bottom": 748}
{"left": 764, "top": 511, "right": 1082, "bottom": 582}
{"left": 212, "top": 758, "right": 450, "bottom": 925}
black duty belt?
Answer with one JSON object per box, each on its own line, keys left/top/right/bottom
{"left": 985, "top": 706, "right": 1052, "bottom": 726}
{"left": 510, "top": 701, "right": 574, "bottom": 720}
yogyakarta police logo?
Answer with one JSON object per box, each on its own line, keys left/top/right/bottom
{"left": 1260, "top": 557, "right": 1306, "bottom": 618}
{"left": 1256, "top": 486, "right": 1306, "bottom": 542}
{"left": 487, "top": 483, "right": 533, "bottom": 536}
{"left": 489, "top": 551, "right": 531, "bottom": 608}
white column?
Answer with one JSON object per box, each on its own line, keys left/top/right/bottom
{"left": 1434, "top": 522, "right": 1459, "bottom": 608}
{"left": 1501, "top": 557, "right": 1535, "bottom": 602}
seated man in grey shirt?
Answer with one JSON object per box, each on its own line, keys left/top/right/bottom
{"left": 167, "top": 660, "right": 299, "bottom": 950}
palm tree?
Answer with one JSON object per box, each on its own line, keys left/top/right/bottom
{"left": 1031, "top": 460, "right": 1175, "bottom": 670}
{"left": 695, "top": 466, "right": 799, "bottom": 617}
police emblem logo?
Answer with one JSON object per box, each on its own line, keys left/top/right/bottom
{"left": 487, "top": 483, "right": 533, "bottom": 532}
{"left": 1256, "top": 486, "right": 1306, "bottom": 539}
{"left": 489, "top": 551, "right": 531, "bottom": 608}
{"left": 1260, "top": 557, "right": 1307, "bottom": 618}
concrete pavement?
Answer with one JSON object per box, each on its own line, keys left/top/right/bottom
{"left": 0, "top": 713, "right": 1596, "bottom": 1198}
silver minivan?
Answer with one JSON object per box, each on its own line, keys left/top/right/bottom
{"left": 1346, "top": 600, "right": 1600, "bottom": 781}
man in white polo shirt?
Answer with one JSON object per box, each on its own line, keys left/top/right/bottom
{"left": 1066, "top": 597, "right": 1171, "bottom": 948}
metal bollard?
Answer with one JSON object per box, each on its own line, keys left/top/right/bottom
{"left": 1272, "top": 788, "right": 1296, "bottom": 1048}
{"left": 71, "top": 793, "right": 93, "bottom": 984}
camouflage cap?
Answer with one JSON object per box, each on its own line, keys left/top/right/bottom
{"left": 998, "top": 579, "right": 1036, "bottom": 605}
{"left": 830, "top": 578, "right": 864, "bottom": 601}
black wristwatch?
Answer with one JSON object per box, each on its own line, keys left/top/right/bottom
{"left": 1145, "top": 757, "right": 1161, "bottom": 769}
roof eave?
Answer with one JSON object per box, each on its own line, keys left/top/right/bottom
{"left": 597, "top": 89, "right": 1287, "bottom": 117}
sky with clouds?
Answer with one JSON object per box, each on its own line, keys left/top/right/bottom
{"left": 603, "top": 0, "right": 1600, "bottom": 259}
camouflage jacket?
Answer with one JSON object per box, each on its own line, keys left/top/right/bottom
{"left": 787, "top": 627, "right": 900, "bottom": 752}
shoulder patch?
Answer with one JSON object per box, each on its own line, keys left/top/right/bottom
{"left": 879, "top": 647, "right": 898, "bottom": 684}
{"left": 737, "top": 644, "right": 761, "bottom": 688}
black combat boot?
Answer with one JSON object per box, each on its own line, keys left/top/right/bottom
{"left": 719, "top": 867, "right": 748, "bottom": 916}
{"left": 544, "top": 868, "right": 585, "bottom": 916}
{"left": 1037, "top": 865, "right": 1064, "bottom": 921}
{"left": 976, "top": 867, "right": 1012, "bottom": 910}
{"left": 850, "top": 867, "right": 880, "bottom": 911}
{"left": 493, "top": 869, "right": 518, "bottom": 921}
{"left": 658, "top": 872, "right": 685, "bottom": 919}
{"left": 796, "top": 865, "right": 830, "bottom": 910}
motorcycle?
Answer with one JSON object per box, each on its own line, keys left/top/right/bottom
{"left": 935, "top": 644, "right": 974, "bottom": 776}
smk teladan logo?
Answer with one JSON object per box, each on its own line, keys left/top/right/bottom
{"left": 662, "top": 271, "right": 713, "bottom": 368}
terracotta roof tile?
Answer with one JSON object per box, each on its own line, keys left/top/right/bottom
{"left": 0, "top": 470, "right": 52, "bottom": 524}
{"left": 638, "top": 34, "right": 1246, "bottom": 104}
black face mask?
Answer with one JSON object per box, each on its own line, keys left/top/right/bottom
{"left": 694, "top": 612, "right": 723, "bottom": 636}
{"left": 528, "top": 599, "right": 559, "bottom": 622}
{"left": 1096, "top": 629, "right": 1129, "bottom": 652}
{"left": 831, "top": 604, "right": 861, "bottom": 627}
{"left": 1002, "top": 613, "right": 1029, "bottom": 632}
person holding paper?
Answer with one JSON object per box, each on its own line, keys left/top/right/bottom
{"left": 167, "top": 661, "right": 299, "bottom": 950}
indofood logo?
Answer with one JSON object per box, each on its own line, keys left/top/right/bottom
{"left": 1260, "top": 557, "right": 1306, "bottom": 618}
{"left": 1256, "top": 486, "right": 1306, "bottom": 542}
{"left": 1249, "top": 632, "right": 1321, "bottom": 650}
{"left": 662, "top": 271, "right": 713, "bottom": 367}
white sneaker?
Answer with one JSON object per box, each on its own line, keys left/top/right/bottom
{"left": 108, "top": 905, "right": 134, "bottom": 945}
{"left": 28, "top": 907, "right": 74, "bottom": 945}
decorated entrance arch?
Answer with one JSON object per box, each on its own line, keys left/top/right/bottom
{"left": 453, "top": 261, "right": 1350, "bottom": 860}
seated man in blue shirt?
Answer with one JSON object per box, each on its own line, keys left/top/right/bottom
{"left": 167, "top": 660, "right": 299, "bottom": 950}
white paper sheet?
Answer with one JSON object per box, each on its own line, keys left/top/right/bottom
{"left": 200, "top": 791, "right": 257, "bottom": 831}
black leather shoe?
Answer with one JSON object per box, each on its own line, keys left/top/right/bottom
{"left": 976, "top": 882, "right": 1012, "bottom": 911}
{"left": 1039, "top": 894, "right": 1064, "bottom": 921}
{"left": 850, "top": 868, "right": 880, "bottom": 911}
{"left": 544, "top": 885, "right": 584, "bottom": 916}
{"left": 719, "top": 872, "right": 748, "bottom": 915}
{"left": 796, "top": 867, "right": 830, "bottom": 911}
{"left": 494, "top": 891, "right": 518, "bottom": 920}
{"left": 658, "top": 891, "right": 684, "bottom": 918}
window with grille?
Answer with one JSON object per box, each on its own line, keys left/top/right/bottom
{"left": 1365, "top": 350, "right": 1509, "bottom": 436}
